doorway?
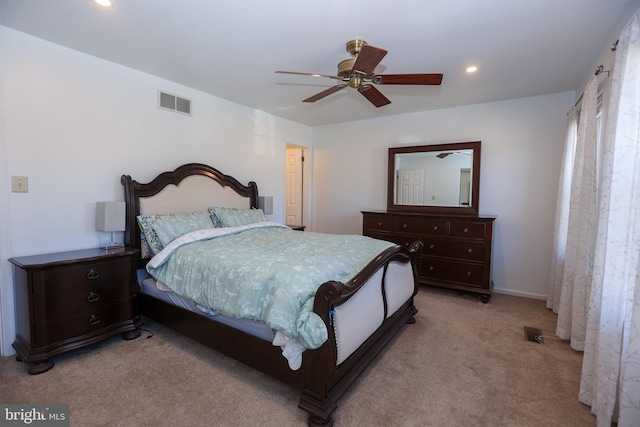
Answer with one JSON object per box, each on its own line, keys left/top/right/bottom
{"left": 285, "top": 145, "right": 305, "bottom": 227}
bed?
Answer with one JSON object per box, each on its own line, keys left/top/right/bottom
{"left": 121, "top": 163, "right": 422, "bottom": 427}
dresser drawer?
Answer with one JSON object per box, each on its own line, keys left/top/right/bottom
{"left": 33, "top": 297, "right": 137, "bottom": 346}
{"left": 363, "top": 214, "right": 395, "bottom": 233}
{"left": 31, "top": 258, "right": 132, "bottom": 296}
{"left": 420, "top": 258, "right": 485, "bottom": 287}
{"left": 422, "top": 238, "right": 485, "bottom": 262}
{"left": 32, "top": 282, "right": 135, "bottom": 320}
{"left": 449, "top": 221, "right": 486, "bottom": 239}
{"left": 396, "top": 217, "right": 447, "bottom": 236}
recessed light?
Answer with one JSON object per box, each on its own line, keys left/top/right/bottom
{"left": 94, "top": 0, "right": 113, "bottom": 7}
{"left": 466, "top": 66, "right": 478, "bottom": 73}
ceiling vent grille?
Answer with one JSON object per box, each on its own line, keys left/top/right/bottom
{"left": 158, "top": 90, "right": 191, "bottom": 116}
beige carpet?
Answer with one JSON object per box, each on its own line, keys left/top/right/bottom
{"left": 0, "top": 289, "right": 595, "bottom": 426}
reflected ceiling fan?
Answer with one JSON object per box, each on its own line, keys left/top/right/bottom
{"left": 275, "top": 39, "right": 443, "bottom": 107}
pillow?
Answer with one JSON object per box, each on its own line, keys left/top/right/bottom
{"left": 208, "top": 207, "right": 267, "bottom": 227}
{"left": 137, "top": 212, "right": 213, "bottom": 256}
{"left": 139, "top": 232, "right": 154, "bottom": 259}
{"left": 151, "top": 212, "right": 214, "bottom": 246}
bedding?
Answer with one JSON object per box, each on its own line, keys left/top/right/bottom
{"left": 145, "top": 222, "right": 395, "bottom": 350}
{"left": 209, "top": 206, "right": 268, "bottom": 227}
{"left": 139, "top": 270, "right": 308, "bottom": 369}
{"left": 137, "top": 211, "right": 215, "bottom": 257}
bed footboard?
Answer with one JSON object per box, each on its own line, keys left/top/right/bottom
{"left": 299, "top": 241, "right": 422, "bottom": 427}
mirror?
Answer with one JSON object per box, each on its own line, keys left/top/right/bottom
{"left": 387, "top": 141, "right": 481, "bottom": 216}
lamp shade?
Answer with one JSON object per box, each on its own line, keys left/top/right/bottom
{"left": 95, "top": 202, "right": 126, "bottom": 232}
{"left": 258, "top": 196, "right": 273, "bottom": 215}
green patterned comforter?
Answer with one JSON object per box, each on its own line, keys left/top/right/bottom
{"left": 146, "top": 223, "right": 395, "bottom": 349}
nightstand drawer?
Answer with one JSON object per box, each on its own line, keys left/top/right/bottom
{"left": 31, "top": 257, "right": 132, "bottom": 296}
{"left": 33, "top": 297, "right": 136, "bottom": 346}
{"left": 32, "top": 282, "right": 134, "bottom": 319}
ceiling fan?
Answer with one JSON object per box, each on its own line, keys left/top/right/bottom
{"left": 275, "top": 39, "right": 443, "bottom": 107}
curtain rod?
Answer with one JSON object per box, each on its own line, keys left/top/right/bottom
{"left": 573, "top": 65, "right": 610, "bottom": 108}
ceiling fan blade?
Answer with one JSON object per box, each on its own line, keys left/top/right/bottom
{"left": 375, "top": 73, "right": 443, "bottom": 85}
{"left": 275, "top": 71, "right": 342, "bottom": 80}
{"left": 358, "top": 85, "right": 391, "bottom": 107}
{"left": 302, "top": 84, "right": 347, "bottom": 103}
{"left": 352, "top": 44, "right": 388, "bottom": 76}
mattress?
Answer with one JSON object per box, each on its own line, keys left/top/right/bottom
{"left": 137, "top": 269, "right": 274, "bottom": 341}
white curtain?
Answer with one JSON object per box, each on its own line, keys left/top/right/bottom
{"left": 548, "top": 9, "right": 640, "bottom": 427}
{"left": 546, "top": 106, "right": 577, "bottom": 313}
{"left": 547, "top": 76, "right": 599, "bottom": 351}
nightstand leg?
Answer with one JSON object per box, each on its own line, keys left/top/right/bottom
{"left": 122, "top": 329, "right": 141, "bottom": 340}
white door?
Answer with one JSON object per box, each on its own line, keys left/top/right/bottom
{"left": 459, "top": 168, "right": 471, "bottom": 206}
{"left": 285, "top": 147, "right": 304, "bottom": 226}
{"left": 397, "top": 170, "right": 424, "bottom": 205}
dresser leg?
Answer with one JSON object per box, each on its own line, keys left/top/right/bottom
{"left": 27, "top": 360, "right": 54, "bottom": 375}
{"left": 122, "top": 329, "right": 141, "bottom": 340}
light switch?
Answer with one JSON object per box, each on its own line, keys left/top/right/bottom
{"left": 11, "top": 176, "right": 28, "bottom": 193}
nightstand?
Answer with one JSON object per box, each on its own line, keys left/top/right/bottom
{"left": 286, "top": 224, "right": 306, "bottom": 231}
{"left": 9, "top": 248, "right": 141, "bottom": 374}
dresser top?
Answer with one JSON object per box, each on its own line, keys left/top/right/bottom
{"left": 9, "top": 248, "right": 137, "bottom": 270}
{"left": 362, "top": 210, "right": 497, "bottom": 220}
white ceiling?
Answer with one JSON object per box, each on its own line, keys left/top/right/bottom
{"left": 0, "top": 0, "right": 636, "bottom": 127}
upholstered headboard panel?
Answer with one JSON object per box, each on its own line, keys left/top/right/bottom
{"left": 138, "top": 175, "right": 252, "bottom": 215}
{"left": 121, "top": 163, "right": 258, "bottom": 266}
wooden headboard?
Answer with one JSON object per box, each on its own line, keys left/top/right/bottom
{"left": 121, "top": 163, "right": 259, "bottom": 266}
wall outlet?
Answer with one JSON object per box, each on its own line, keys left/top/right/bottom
{"left": 11, "top": 176, "right": 28, "bottom": 193}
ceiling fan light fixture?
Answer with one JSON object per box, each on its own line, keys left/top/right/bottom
{"left": 338, "top": 58, "right": 356, "bottom": 76}
{"left": 348, "top": 75, "right": 363, "bottom": 89}
{"left": 466, "top": 66, "right": 478, "bottom": 73}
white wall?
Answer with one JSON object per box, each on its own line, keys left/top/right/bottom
{"left": 0, "top": 26, "right": 312, "bottom": 355}
{"left": 311, "top": 91, "right": 574, "bottom": 300}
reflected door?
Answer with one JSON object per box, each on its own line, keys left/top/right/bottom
{"left": 459, "top": 168, "right": 471, "bottom": 206}
{"left": 396, "top": 170, "right": 424, "bottom": 205}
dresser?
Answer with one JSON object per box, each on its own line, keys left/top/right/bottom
{"left": 9, "top": 248, "right": 141, "bottom": 374}
{"left": 363, "top": 211, "right": 495, "bottom": 302}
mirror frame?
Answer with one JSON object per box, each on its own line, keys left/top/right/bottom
{"left": 387, "top": 141, "right": 481, "bottom": 216}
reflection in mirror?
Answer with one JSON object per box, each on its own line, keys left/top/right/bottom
{"left": 394, "top": 149, "right": 474, "bottom": 207}
{"left": 388, "top": 141, "right": 481, "bottom": 216}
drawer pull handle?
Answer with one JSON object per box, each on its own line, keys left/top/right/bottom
{"left": 88, "top": 314, "right": 101, "bottom": 326}
{"left": 433, "top": 225, "right": 439, "bottom": 231}
{"left": 467, "top": 248, "right": 473, "bottom": 253}
{"left": 87, "top": 292, "right": 100, "bottom": 303}
{"left": 86, "top": 269, "right": 100, "bottom": 280}
{"left": 429, "top": 244, "right": 435, "bottom": 249}
{"left": 464, "top": 227, "right": 469, "bottom": 233}
{"left": 402, "top": 223, "right": 408, "bottom": 228}
{"left": 377, "top": 222, "right": 383, "bottom": 226}
{"left": 467, "top": 271, "right": 472, "bottom": 276}
{"left": 429, "top": 266, "right": 434, "bottom": 271}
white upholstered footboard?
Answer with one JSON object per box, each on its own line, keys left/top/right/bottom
{"left": 332, "top": 261, "right": 414, "bottom": 365}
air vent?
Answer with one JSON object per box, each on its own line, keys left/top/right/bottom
{"left": 158, "top": 90, "right": 191, "bottom": 115}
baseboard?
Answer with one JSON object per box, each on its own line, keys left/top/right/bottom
{"left": 492, "top": 287, "right": 547, "bottom": 301}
